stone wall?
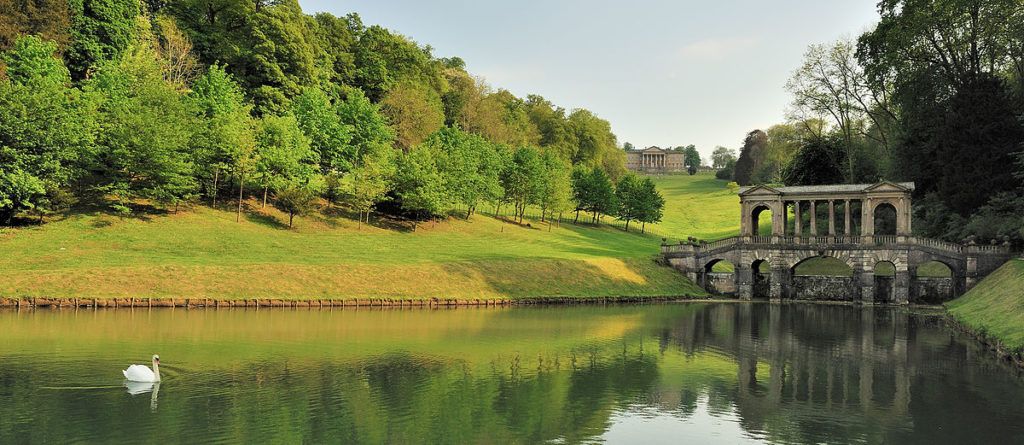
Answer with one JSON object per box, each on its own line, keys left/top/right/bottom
{"left": 705, "top": 273, "right": 736, "bottom": 295}
{"left": 912, "top": 277, "right": 953, "bottom": 304}
{"left": 789, "top": 276, "right": 858, "bottom": 302}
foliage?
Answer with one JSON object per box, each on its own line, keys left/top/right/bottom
{"left": 571, "top": 166, "right": 617, "bottom": 224}
{"left": 732, "top": 130, "right": 767, "bottom": 185}
{"left": 66, "top": 0, "right": 139, "bottom": 79}
{"left": 783, "top": 137, "right": 844, "bottom": 186}
{"left": 0, "top": 0, "right": 72, "bottom": 51}
{"left": 682, "top": 145, "right": 701, "bottom": 175}
{"left": 0, "top": 0, "right": 633, "bottom": 228}
{"left": 501, "top": 146, "right": 545, "bottom": 223}
{"left": 255, "top": 113, "right": 318, "bottom": 204}
{"left": 273, "top": 181, "right": 319, "bottom": 228}
{"left": 0, "top": 36, "right": 92, "bottom": 222}
{"left": 394, "top": 142, "right": 448, "bottom": 225}
{"left": 85, "top": 29, "right": 197, "bottom": 213}
{"left": 710, "top": 146, "right": 735, "bottom": 169}
{"left": 379, "top": 81, "right": 445, "bottom": 151}
{"left": 291, "top": 87, "right": 354, "bottom": 173}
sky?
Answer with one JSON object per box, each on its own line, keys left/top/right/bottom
{"left": 300, "top": 0, "right": 880, "bottom": 160}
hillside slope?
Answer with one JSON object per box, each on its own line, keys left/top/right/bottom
{"left": 0, "top": 204, "right": 706, "bottom": 300}
{"left": 946, "top": 259, "right": 1024, "bottom": 351}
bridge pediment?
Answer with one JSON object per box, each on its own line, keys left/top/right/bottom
{"left": 864, "top": 181, "right": 914, "bottom": 194}
{"left": 738, "top": 185, "right": 782, "bottom": 197}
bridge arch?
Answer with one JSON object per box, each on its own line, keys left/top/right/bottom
{"left": 872, "top": 202, "right": 899, "bottom": 236}
{"left": 787, "top": 251, "right": 857, "bottom": 272}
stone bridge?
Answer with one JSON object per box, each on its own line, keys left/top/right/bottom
{"left": 661, "top": 182, "right": 1014, "bottom": 304}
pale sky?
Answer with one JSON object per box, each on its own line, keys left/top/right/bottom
{"left": 300, "top": 0, "right": 880, "bottom": 160}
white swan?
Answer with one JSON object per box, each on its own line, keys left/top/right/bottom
{"left": 123, "top": 355, "right": 161, "bottom": 383}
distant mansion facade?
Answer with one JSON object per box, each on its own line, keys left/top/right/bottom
{"left": 625, "top": 146, "right": 686, "bottom": 173}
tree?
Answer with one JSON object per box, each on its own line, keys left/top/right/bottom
{"left": 273, "top": 182, "right": 318, "bottom": 228}
{"left": 567, "top": 109, "right": 624, "bottom": 180}
{"left": 787, "top": 39, "right": 896, "bottom": 180}
{"left": 733, "top": 129, "right": 768, "bottom": 185}
{"left": 856, "top": 0, "right": 1024, "bottom": 232}
{"left": 66, "top": 0, "right": 140, "bottom": 79}
{"left": 570, "top": 166, "right": 616, "bottom": 224}
{"left": 255, "top": 114, "right": 317, "bottom": 208}
{"left": 85, "top": 28, "right": 197, "bottom": 213}
{"left": 711, "top": 146, "right": 736, "bottom": 169}
{"left": 394, "top": 143, "right": 448, "bottom": 229}
{"left": 501, "top": 146, "right": 544, "bottom": 224}
{"left": 783, "top": 137, "right": 844, "bottom": 186}
{"left": 167, "top": 0, "right": 326, "bottom": 113}
{"left": 335, "top": 87, "right": 396, "bottom": 157}
{"left": 425, "top": 126, "right": 504, "bottom": 219}
{"left": 615, "top": 174, "right": 642, "bottom": 231}
{"left": 0, "top": 35, "right": 92, "bottom": 222}
{"left": 683, "top": 145, "right": 701, "bottom": 175}
{"left": 292, "top": 87, "right": 355, "bottom": 174}
{"left": 635, "top": 178, "right": 664, "bottom": 233}
{"left": 189, "top": 64, "right": 256, "bottom": 207}
{"left": 341, "top": 141, "right": 394, "bottom": 227}
{"left": 537, "top": 149, "right": 573, "bottom": 224}
{"left": 379, "top": 81, "right": 445, "bottom": 151}
{"left": 0, "top": 0, "right": 72, "bottom": 52}
{"left": 623, "top": 142, "right": 635, "bottom": 151}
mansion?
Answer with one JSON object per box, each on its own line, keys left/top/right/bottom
{"left": 625, "top": 146, "right": 686, "bottom": 173}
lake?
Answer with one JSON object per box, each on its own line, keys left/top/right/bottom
{"left": 1, "top": 303, "right": 1023, "bottom": 444}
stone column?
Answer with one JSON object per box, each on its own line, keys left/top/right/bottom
{"left": 856, "top": 259, "right": 875, "bottom": 304}
{"left": 770, "top": 262, "right": 789, "bottom": 302}
{"left": 862, "top": 198, "right": 874, "bottom": 242}
{"left": 810, "top": 201, "right": 818, "bottom": 236}
{"left": 736, "top": 263, "right": 753, "bottom": 300}
{"left": 794, "top": 201, "right": 802, "bottom": 240}
{"left": 828, "top": 200, "right": 836, "bottom": 236}
{"left": 844, "top": 199, "right": 852, "bottom": 236}
{"left": 781, "top": 202, "right": 789, "bottom": 237}
{"left": 894, "top": 267, "right": 910, "bottom": 305}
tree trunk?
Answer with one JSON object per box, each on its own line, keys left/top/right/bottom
{"left": 625, "top": 219, "right": 630, "bottom": 231}
{"left": 236, "top": 173, "right": 245, "bottom": 223}
{"left": 357, "top": 210, "right": 362, "bottom": 230}
{"left": 289, "top": 212, "right": 294, "bottom": 228}
{"left": 212, "top": 169, "right": 219, "bottom": 207}
{"left": 262, "top": 185, "right": 268, "bottom": 209}
{"left": 574, "top": 209, "right": 580, "bottom": 224}
{"left": 642, "top": 222, "right": 646, "bottom": 234}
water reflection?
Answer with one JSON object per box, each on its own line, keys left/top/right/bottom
{"left": 0, "top": 304, "right": 1023, "bottom": 444}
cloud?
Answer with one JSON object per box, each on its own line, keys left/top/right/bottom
{"left": 675, "top": 36, "right": 760, "bottom": 61}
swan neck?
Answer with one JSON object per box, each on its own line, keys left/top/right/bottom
{"left": 153, "top": 361, "right": 161, "bottom": 382}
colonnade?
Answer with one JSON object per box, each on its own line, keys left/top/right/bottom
{"left": 640, "top": 153, "right": 666, "bottom": 169}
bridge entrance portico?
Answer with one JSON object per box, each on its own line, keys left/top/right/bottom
{"left": 664, "top": 182, "right": 1013, "bottom": 304}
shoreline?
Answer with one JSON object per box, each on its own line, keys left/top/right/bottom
{"left": 0, "top": 295, "right": 946, "bottom": 310}
{"left": 946, "top": 315, "right": 1024, "bottom": 370}
{"left": 0, "top": 295, "right": 722, "bottom": 309}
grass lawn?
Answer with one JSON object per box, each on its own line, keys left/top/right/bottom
{"left": 946, "top": 259, "right": 1024, "bottom": 351}
{"left": 0, "top": 203, "right": 704, "bottom": 300}
{"left": 645, "top": 173, "right": 744, "bottom": 240}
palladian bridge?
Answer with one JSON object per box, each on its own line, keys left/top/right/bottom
{"left": 661, "top": 182, "right": 1014, "bottom": 304}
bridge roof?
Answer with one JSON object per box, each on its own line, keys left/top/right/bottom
{"left": 739, "top": 182, "right": 915, "bottom": 197}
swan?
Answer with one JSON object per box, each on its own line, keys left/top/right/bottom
{"left": 123, "top": 355, "right": 161, "bottom": 383}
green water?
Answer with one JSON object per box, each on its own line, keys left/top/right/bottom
{"left": 1, "top": 303, "right": 1023, "bottom": 444}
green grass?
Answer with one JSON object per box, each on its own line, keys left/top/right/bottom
{"left": 646, "top": 173, "right": 746, "bottom": 240}
{"left": 0, "top": 202, "right": 704, "bottom": 300}
{"left": 946, "top": 259, "right": 1024, "bottom": 350}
